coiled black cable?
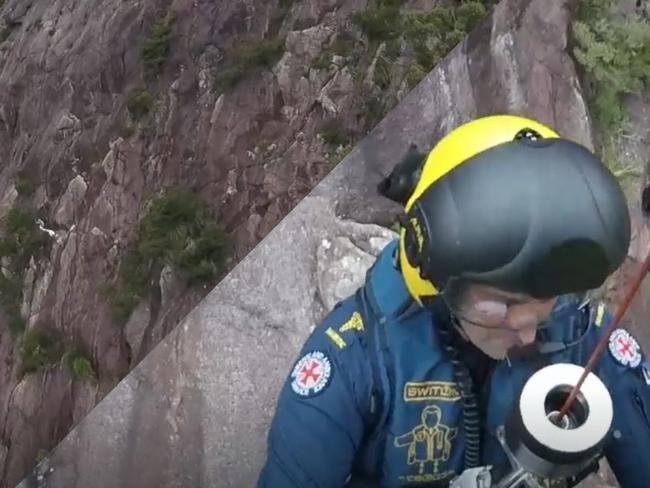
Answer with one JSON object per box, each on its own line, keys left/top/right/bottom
{"left": 431, "top": 299, "right": 482, "bottom": 470}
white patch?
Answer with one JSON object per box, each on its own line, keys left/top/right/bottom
{"left": 608, "top": 328, "right": 642, "bottom": 368}
{"left": 290, "top": 351, "right": 332, "bottom": 397}
{"left": 643, "top": 362, "right": 650, "bottom": 386}
{"left": 36, "top": 218, "right": 57, "bottom": 238}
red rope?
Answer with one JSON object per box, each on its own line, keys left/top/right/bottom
{"left": 557, "top": 247, "right": 650, "bottom": 420}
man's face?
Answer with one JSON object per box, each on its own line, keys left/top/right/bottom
{"left": 450, "top": 284, "right": 557, "bottom": 360}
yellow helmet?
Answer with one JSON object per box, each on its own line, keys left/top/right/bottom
{"left": 397, "top": 114, "right": 630, "bottom": 305}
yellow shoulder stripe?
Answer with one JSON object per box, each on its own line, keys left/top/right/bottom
{"left": 325, "top": 327, "right": 347, "bottom": 349}
{"left": 595, "top": 302, "right": 605, "bottom": 328}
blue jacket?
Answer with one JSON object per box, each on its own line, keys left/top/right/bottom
{"left": 258, "top": 239, "right": 650, "bottom": 487}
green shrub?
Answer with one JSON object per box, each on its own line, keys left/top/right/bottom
{"left": 384, "top": 39, "right": 402, "bottom": 61}
{"left": 332, "top": 31, "right": 357, "bottom": 57}
{"left": 142, "top": 14, "right": 174, "bottom": 80}
{"left": 0, "top": 273, "right": 25, "bottom": 336}
{"left": 107, "top": 287, "right": 141, "bottom": 326}
{"left": 0, "top": 207, "right": 52, "bottom": 337}
{"left": 327, "top": 144, "right": 352, "bottom": 169}
{"left": 9, "top": 313, "right": 26, "bottom": 336}
{"left": 403, "top": 3, "right": 486, "bottom": 72}
{"left": 348, "top": 1, "right": 486, "bottom": 90}
{"left": 277, "top": 0, "right": 295, "bottom": 16}
{"left": 107, "top": 249, "right": 151, "bottom": 326}
{"left": 215, "top": 37, "right": 285, "bottom": 91}
{"left": 312, "top": 32, "right": 358, "bottom": 70}
{"left": 319, "top": 118, "right": 349, "bottom": 146}
{"left": 173, "top": 225, "right": 227, "bottom": 286}
{"left": 139, "top": 190, "right": 227, "bottom": 281}
{"left": 351, "top": 1, "right": 404, "bottom": 43}
{"left": 405, "top": 62, "right": 427, "bottom": 89}
{"left": 8, "top": 209, "right": 50, "bottom": 254}
{"left": 2, "top": 208, "right": 51, "bottom": 270}
{"left": 374, "top": 52, "right": 392, "bottom": 89}
{"left": 15, "top": 172, "right": 35, "bottom": 197}
{"left": 138, "top": 191, "right": 202, "bottom": 258}
{"left": 63, "top": 347, "right": 97, "bottom": 384}
{"left": 7, "top": 207, "right": 37, "bottom": 233}
{"left": 126, "top": 89, "right": 154, "bottom": 121}
{"left": 403, "top": 14, "right": 441, "bottom": 58}
{"left": 357, "top": 94, "right": 386, "bottom": 127}
{"left": 577, "top": 0, "right": 613, "bottom": 20}
{"left": 109, "top": 190, "right": 227, "bottom": 324}
{"left": 475, "top": 0, "right": 497, "bottom": 9}
{"left": 20, "top": 329, "right": 62, "bottom": 375}
{"left": 455, "top": 1, "right": 488, "bottom": 32}
{"left": 572, "top": 1, "right": 650, "bottom": 132}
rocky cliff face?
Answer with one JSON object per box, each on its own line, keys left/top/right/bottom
{"left": 2, "top": 0, "right": 650, "bottom": 486}
{"left": 0, "top": 0, "right": 493, "bottom": 485}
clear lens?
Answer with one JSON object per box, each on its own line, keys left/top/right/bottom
{"left": 444, "top": 294, "right": 580, "bottom": 331}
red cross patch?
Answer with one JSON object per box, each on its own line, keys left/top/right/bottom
{"left": 608, "top": 328, "right": 642, "bottom": 368}
{"left": 290, "top": 351, "right": 332, "bottom": 397}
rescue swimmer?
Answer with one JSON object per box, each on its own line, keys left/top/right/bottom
{"left": 257, "top": 115, "right": 650, "bottom": 488}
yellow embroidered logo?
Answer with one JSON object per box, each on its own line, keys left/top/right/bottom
{"left": 325, "top": 327, "right": 346, "bottom": 349}
{"left": 409, "top": 217, "right": 424, "bottom": 252}
{"left": 404, "top": 381, "right": 460, "bottom": 402}
{"left": 395, "top": 405, "right": 457, "bottom": 481}
{"left": 339, "top": 312, "right": 364, "bottom": 333}
{"left": 594, "top": 302, "right": 605, "bottom": 328}
{"left": 400, "top": 473, "right": 456, "bottom": 484}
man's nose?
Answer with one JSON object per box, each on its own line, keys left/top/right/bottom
{"left": 515, "top": 325, "right": 537, "bottom": 345}
{"left": 504, "top": 310, "right": 538, "bottom": 344}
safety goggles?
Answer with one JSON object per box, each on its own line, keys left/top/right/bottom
{"left": 441, "top": 292, "right": 588, "bottom": 332}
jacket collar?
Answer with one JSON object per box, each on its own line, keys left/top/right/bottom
{"left": 364, "top": 239, "right": 418, "bottom": 319}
